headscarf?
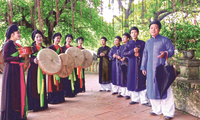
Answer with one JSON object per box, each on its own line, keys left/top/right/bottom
{"left": 31, "top": 29, "right": 44, "bottom": 41}
{"left": 64, "top": 34, "right": 73, "bottom": 45}
{"left": 5, "top": 24, "right": 19, "bottom": 40}
{"left": 76, "top": 37, "right": 84, "bottom": 43}
{"left": 52, "top": 32, "right": 62, "bottom": 43}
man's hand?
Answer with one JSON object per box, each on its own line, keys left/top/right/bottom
{"left": 134, "top": 53, "right": 140, "bottom": 57}
{"left": 158, "top": 51, "right": 165, "bottom": 58}
{"left": 113, "top": 54, "right": 117, "bottom": 58}
{"left": 134, "top": 47, "right": 140, "bottom": 53}
{"left": 142, "top": 70, "right": 146, "bottom": 76}
{"left": 121, "top": 57, "right": 125, "bottom": 61}
{"left": 100, "top": 53, "right": 105, "bottom": 56}
{"left": 118, "top": 56, "right": 121, "bottom": 60}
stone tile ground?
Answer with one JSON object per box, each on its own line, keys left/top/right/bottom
{"left": 0, "top": 74, "right": 199, "bottom": 120}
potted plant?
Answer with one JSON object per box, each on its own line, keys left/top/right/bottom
{"left": 161, "top": 22, "right": 200, "bottom": 59}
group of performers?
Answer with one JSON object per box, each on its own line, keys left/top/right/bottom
{"left": 1, "top": 20, "right": 175, "bottom": 120}
{"left": 1, "top": 24, "right": 86, "bottom": 120}
{"left": 97, "top": 20, "right": 175, "bottom": 120}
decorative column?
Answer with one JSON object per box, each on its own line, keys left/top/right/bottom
{"left": 176, "top": 59, "right": 200, "bottom": 80}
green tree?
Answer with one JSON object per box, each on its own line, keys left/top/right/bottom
{"left": 0, "top": 0, "right": 115, "bottom": 51}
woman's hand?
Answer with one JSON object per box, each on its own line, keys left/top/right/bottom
{"left": 19, "top": 54, "right": 26, "bottom": 59}
{"left": 34, "top": 58, "right": 38, "bottom": 64}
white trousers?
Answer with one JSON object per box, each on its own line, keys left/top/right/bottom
{"left": 112, "top": 84, "right": 120, "bottom": 93}
{"left": 131, "top": 89, "right": 148, "bottom": 104}
{"left": 120, "top": 87, "right": 131, "bottom": 96}
{"left": 150, "top": 86, "right": 175, "bottom": 117}
{"left": 100, "top": 83, "right": 112, "bottom": 91}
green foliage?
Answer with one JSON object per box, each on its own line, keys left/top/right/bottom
{"left": 198, "top": 85, "right": 200, "bottom": 90}
{"left": 18, "top": 26, "right": 33, "bottom": 47}
{"left": 112, "top": 0, "right": 200, "bottom": 44}
{"left": 0, "top": 0, "right": 115, "bottom": 52}
{"left": 196, "top": 42, "right": 200, "bottom": 59}
{"left": 178, "top": 86, "right": 182, "bottom": 92}
{"left": 161, "top": 22, "right": 200, "bottom": 51}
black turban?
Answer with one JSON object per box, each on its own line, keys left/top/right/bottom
{"left": 149, "top": 20, "right": 161, "bottom": 29}
{"left": 123, "top": 32, "right": 130, "bottom": 39}
{"left": 52, "top": 32, "right": 62, "bottom": 43}
{"left": 5, "top": 24, "right": 19, "bottom": 40}
{"left": 101, "top": 37, "right": 107, "bottom": 41}
{"left": 53, "top": 32, "right": 62, "bottom": 40}
{"left": 115, "top": 36, "right": 122, "bottom": 41}
{"left": 64, "top": 34, "right": 73, "bottom": 45}
{"left": 31, "top": 29, "right": 44, "bottom": 41}
{"left": 129, "top": 27, "right": 139, "bottom": 34}
{"left": 65, "top": 34, "right": 73, "bottom": 40}
{"left": 76, "top": 37, "right": 84, "bottom": 43}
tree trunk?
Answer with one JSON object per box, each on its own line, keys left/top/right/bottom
{"left": 67, "top": 0, "right": 69, "bottom": 26}
{"left": 33, "top": 0, "right": 37, "bottom": 30}
{"left": 29, "top": 0, "right": 34, "bottom": 29}
{"left": 7, "top": 5, "right": 10, "bottom": 25}
{"left": 7, "top": 0, "right": 13, "bottom": 25}
{"left": 41, "top": 0, "right": 44, "bottom": 30}
{"left": 63, "top": 0, "right": 66, "bottom": 9}
{"left": 10, "top": 0, "right": 13, "bottom": 24}
{"left": 44, "top": 0, "right": 54, "bottom": 46}
{"left": 37, "top": 0, "right": 43, "bottom": 32}
{"left": 75, "top": 0, "right": 76, "bottom": 15}
{"left": 124, "top": 11, "right": 129, "bottom": 27}
{"left": 71, "top": 0, "right": 74, "bottom": 33}
{"left": 74, "top": 0, "right": 76, "bottom": 32}
{"left": 56, "top": 0, "right": 60, "bottom": 25}
{"left": 50, "top": 10, "right": 54, "bottom": 32}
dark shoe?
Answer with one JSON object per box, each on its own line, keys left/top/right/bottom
{"left": 125, "top": 96, "right": 130, "bottom": 99}
{"left": 117, "top": 95, "right": 123, "bottom": 97}
{"left": 99, "top": 90, "right": 105, "bottom": 92}
{"left": 66, "top": 94, "right": 76, "bottom": 97}
{"left": 164, "top": 116, "right": 173, "bottom": 120}
{"left": 107, "top": 90, "right": 111, "bottom": 92}
{"left": 142, "top": 103, "right": 152, "bottom": 107}
{"left": 112, "top": 92, "right": 118, "bottom": 95}
{"left": 129, "top": 101, "right": 139, "bottom": 105}
{"left": 150, "top": 112, "right": 158, "bottom": 116}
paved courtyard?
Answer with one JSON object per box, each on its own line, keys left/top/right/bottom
{"left": 0, "top": 74, "right": 199, "bottom": 120}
